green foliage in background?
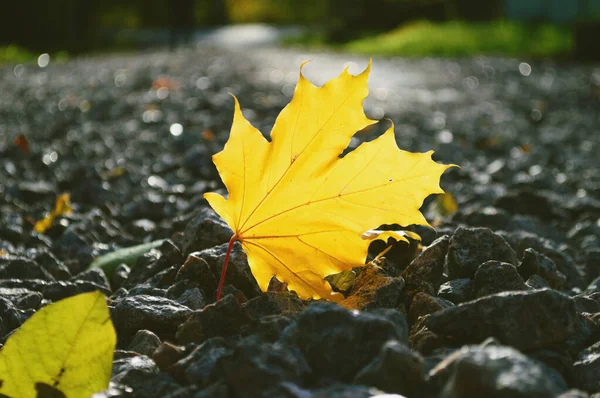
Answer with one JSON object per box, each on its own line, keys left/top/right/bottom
{"left": 290, "top": 20, "right": 573, "bottom": 58}
{"left": 0, "top": 45, "right": 35, "bottom": 64}
{"left": 0, "top": 46, "right": 69, "bottom": 65}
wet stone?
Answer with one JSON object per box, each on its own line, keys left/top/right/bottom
{"left": 446, "top": 227, "right": 519, "bottom": 279}
{"left": 472, "top": 260, "right": 528, "bottom": 298}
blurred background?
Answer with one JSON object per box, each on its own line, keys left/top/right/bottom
{"left": 2, "top": 0, "right": 600, "bottom": 62}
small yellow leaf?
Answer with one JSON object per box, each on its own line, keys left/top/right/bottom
{"left": 0, "top": 291, "right": 116, "bottom": 398}
{"left": 431, "top": 192, "right": 458, "bottom": 218}
{"left": 34, "top": 193, "right": 72, "bottom": 233}
{"left": 205, "top": 61, "right": 453, "bottom": 301}
{"left": 0, "top": 249, "right": 7, "bottom": 257}
{"left": 361, "top": 229, "right": 422, "bottom": 244}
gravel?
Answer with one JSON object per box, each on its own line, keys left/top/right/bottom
{"left": 1, "top": 45, "right": 599, "bottom": 397}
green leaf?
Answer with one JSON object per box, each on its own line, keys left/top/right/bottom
{"left": 87, "top": 239, "right": 164, "bottom": 277}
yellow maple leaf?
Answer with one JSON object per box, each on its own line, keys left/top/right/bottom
{"left": 205, "top": 61, "right": 452, "bottom": 302}
{"left": 34, "top": 193, "right": 72, "bottom": 234}
{"left": 0, "top": 291, "right": 116, "bottom": 398}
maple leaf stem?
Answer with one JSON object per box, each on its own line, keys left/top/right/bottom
{"left": 216, "top": 234, "right": 238, "bottom": 301}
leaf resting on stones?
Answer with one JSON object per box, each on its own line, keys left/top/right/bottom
{"left": 205, "top": 61, "right": 452, "bottom": 302}
{"left": 0, "top": 291, "right": 116, "bottom": 398}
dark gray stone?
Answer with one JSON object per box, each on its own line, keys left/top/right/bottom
{"left": 354, "top": 340, "right": 425, "bottom": 396}
{"left": 438, "top": 279, "right": 472, "bottom": 304}
{"left": 501, "top": 231, "right": 585, "bottom": 289}
{"left": 168, "top": 337, "right": 232, "bottom": 386}
{"left": 403, "top": 235, "right": 450, "bottom": 292}
{"left": 112, "top": 356, "right": 181, "bottom": 398}
{"left": 176, "top": 293, "right": 254, "bottom": 345}
{"left": 409, "top": 315, "right": 447, "bottom": 355}
{"left": 33, "top": 250, "right": 71, "bottom": 280}
{"left": 42, "top": 280, "right": 111, "bottom": 302}
{"left": 193, "top": 243, "right": 261, "bottom": 300}
{"left": 111, "top": 295, "right": 192, "bottom": 346}
{"left": 446, "top": 227, "right": 519, "bottom": 279}
{"left": 173, "top": 254, "right": 218, "bottom": 299}
{"left": 519, "top": 248, "right": 567, "bottom": 290}
{"left": 0, "top": 259, "right": 55, "bottom": 281}
{"left": 72, "top": 267, "right": 110, "bottom": 291}
{"left": 585, "top": 276, "right": 600, "bottom": 294}
{"left": 281, "top": 302, "right": 406, "bottom": 382}
{"left": 181, "top": 207, "right": 233, "bottom": 256}
{"left": 408, "top": 292, "right": 454, "bottom": 325}
{"left": 0, "top": 296, "right": 28, "bottom": 340}
{"left": 426, "top": 289, "right": 589, "bottom": 351}
{"left": 430, "top": 343, "right": 568, "bottom": 398}
{"left": 573, "top": 295, "right": 600, "bottom": 314}
{"left": 472, "top": 260, "right": 527, "bottom": 298}
{"left": 128, "top": 330, "right": 162, "bottom": 357}
{"left": 111, "top": 264, "right": 130, "bottom": 291}
{"left": 242, "top": 292, "right": 305, "bottom": 319}
{"left": 572, "top": 341, "right": 600, "bottom": 392}
{"left": 525, "top": 274, "right": 551, "bottom": 290}
{"left": 211, "top": 339, "right": 311, "bottom": 398}
{"left": 0, "top": 287, "right": 43, "bottom": 310}
{"left": 174, "top": 288, "right": 205, "bottom": 311}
